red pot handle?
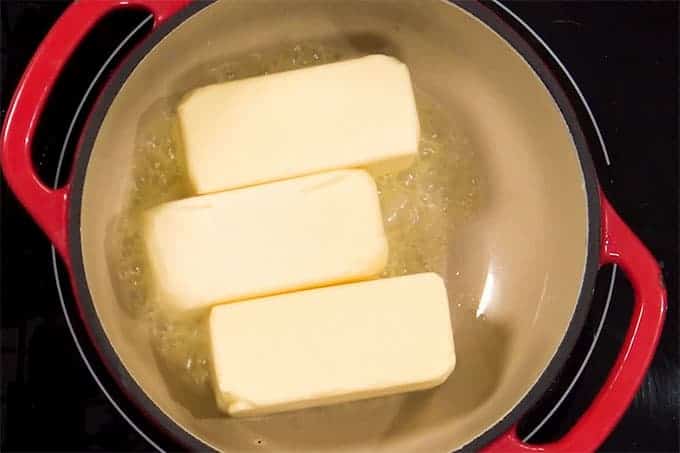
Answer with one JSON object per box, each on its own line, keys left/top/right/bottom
{"left": 485, "top": 191, "right": 667, "bottom": 453}
{"left": 0, "top": 0, "right": 190, "bottom": 259}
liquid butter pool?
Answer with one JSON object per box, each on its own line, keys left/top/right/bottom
{"left": 109, "top": 43, "right": 480, "bottom": 407}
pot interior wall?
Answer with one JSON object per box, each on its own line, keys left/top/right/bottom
{"left": 79, "top": 0, "right": 589, "bottom": 451}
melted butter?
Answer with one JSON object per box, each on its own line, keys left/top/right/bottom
{"left": 378, "top": 90, "right": 478, "bottom": 278}
{"left": 110, "top": 43, "right": 479, "bottom": 400}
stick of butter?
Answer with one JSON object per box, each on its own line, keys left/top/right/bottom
{"left": 209, "top": 272, "right": 455, "bottom": 417}
{"left": 144, "top": 170, "right": 388, "bottom": 314}
{"left": 178, "top": 54, "right": 420, "bottom": 194}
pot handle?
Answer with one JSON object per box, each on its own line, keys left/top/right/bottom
{"left": 0, "top": 0, "right": 189, "bottom": 260}
{"left": 485, "top": 192, "right": 667, "bottom": 453}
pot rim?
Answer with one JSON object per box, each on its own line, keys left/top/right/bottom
{"left": 65, "top": 1, "right": 602, "bottom": 450}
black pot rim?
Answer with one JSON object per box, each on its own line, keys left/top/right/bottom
{"left": 66, "top": 1, "right": 602, "bottom": 451}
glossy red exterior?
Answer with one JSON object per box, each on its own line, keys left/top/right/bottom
{"left": 0, "top": 0, "right": 189, "bottom": 260}
{"left": 485, "top": 193, "right": 667, "bottom": 453}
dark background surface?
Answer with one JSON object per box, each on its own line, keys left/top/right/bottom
{"left": 1, "top": 1, "right": 678, "bottom": 451}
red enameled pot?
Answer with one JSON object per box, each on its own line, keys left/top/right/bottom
{"left": 0, "top": 1, "right": 667, "bottom": 451}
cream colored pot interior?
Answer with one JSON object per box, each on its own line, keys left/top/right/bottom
{"left": 80, "top": 0, "right": 589, "bottom": 451}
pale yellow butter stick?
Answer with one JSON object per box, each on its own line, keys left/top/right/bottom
{"left": 143, "top": 170, "right": 388, "bottom": 315}
{"left": 209, "top": 272, "right": 456, "bottom": 417}
{"left": 178, "top": 54, "right": 420, "bottom": 194}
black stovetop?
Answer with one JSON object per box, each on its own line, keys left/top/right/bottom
{"left": 1, "top": 1, "right": 678, "bottom": 451}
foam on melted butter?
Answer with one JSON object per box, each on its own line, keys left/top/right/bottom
{"left": 110, "top": 43, "right": 479, "bottom": 401}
